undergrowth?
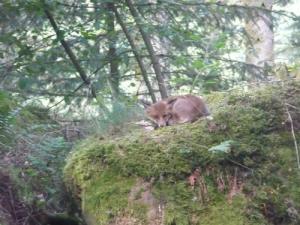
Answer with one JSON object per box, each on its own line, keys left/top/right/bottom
{"left": 0, "top": 94, "right": 74, "bottom": 218}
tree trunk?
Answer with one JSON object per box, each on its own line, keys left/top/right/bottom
{"left": 242, "top": 0, "right": 274, "bottom": 78}
{"left": 147, "top": 3, "right": 172, "bottom": 95}
{"left": 43, "top": 6, "right": 97, "bottom": 99}
{"left": 112, "top": 5, "right": 157, "bottom": 103}
{"left": 125, "top": 0, "right": 168, "bottom": 99}
{"left": 106, "top": 3, "right": 120, "bottom": 100}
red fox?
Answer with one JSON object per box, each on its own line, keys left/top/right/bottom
{"left": 145, "top": 94, "right": 210, "bottom": 127}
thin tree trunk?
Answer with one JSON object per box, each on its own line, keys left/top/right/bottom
{"left": 43, "top": 7, "right": 97, "bottom": 99}
{"left": 242, "top": 0, "right": 274, "bottom": 78}
{"left": 112, "top": 5, "right": 157, "bottom": 103}
{"left": 125, "top": 0, "right": 168, "bottom": 99}
{"left": 148, "top": 3, "right": 172, "bottom": 95}
{"left": 106, "top": 3, "right": 120, "bottom": 100}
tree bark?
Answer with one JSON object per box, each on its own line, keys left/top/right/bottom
{"left": 125, "top": 0, "right": 168, "bottom": 99}
{"left": 148, "top": 3, "right": 172, "bottom": 95}
{"left": 112, "top": 5, "right": 157, "bottom": 103}
{"left": 242, "top": 0, "right": 274, "bottom": 78}
{"left": 43, "top": 6, "right": 97, "bottom": 99}
{"left": 106, "top": 3, "right": 120, "bottom": 100}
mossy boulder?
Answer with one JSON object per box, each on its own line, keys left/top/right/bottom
{"left": 64, "top": 82, "right": 300, "bottom": 225}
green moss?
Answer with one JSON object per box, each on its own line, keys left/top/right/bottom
{"left": 82, "top": 170, "right": 136, "bottom": 224}
{"left": 64, "top": 81, "right": 300, "bottom": 225}
{"left": 199, "top": 196, "right": 266, "bottom": 225}
{"left": 152, "top": 179, "right": 266, "bottom": 225}
{"left": 153, "top": 181, "right": 205, "bottom": 225}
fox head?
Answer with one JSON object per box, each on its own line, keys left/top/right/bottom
{"left": 145, "top": 100, "right": 173, "bottom": 127}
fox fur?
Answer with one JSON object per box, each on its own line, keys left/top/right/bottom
{"left": 145, "top": 94, "right": 210, "bottom": 127}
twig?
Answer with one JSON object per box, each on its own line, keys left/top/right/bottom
{"left": 285, "top": 103, "right": 300, "bottom": 169}
{"left": 227, "top": 158, "right": 254, "bottom": 173}
{"left": 8, "top": 188, "right": 17, "bottom": 223}
{"left": 47, "top": 81, "right": 86, "bottom": 110}
{"left": 285, "top": 103, "right": 300, "bottom": 111}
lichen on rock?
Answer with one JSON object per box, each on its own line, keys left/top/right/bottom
{"left": 64, "top": 81, "right": 300, "bottom": 225}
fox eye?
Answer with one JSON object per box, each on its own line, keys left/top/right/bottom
{"left": 163, "top": 113, "right": 171, "bottom": 119}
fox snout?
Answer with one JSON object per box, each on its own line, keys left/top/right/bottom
{"left": 156, "top": 118, "right": 169, "bottom": 127}
{"left": 157, "top": 122, "right": 167, "bottom": 127}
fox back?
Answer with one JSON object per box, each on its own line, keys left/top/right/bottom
{"left": 146, "top": 94, "right": 210, "bottom": 127}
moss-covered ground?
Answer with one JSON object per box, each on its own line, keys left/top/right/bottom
{"left": 64, "top": 82, "right": 300, "bottom": 225}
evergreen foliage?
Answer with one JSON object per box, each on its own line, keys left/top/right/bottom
{"left": 1, "top": 0, "right": 299, "bottom": 107}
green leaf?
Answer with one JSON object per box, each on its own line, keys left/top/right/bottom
{"left": 18, "top": 46, "right": 32, "bottom": 57}
{"left": 205, "top": 79, "right": 218, "bottom": 84}
{"left": 18, "top": 78, "right": 30, "bottom": 90}
{"left": 174, "top": 56, "right": 187, "bottom": 65}
{"left": 208, "top": 140, "right": 234, "bottom": 153}
{"left": 64, "top": 96, "right": 71, "bottom": 104}
{"left": 215, "top": 34, "right": 227, "bottom": 49}
{"left": 80, "top": 29, "right": 98, "bottom": 40}
{"left": 192, "top": 60, "right": 205, "bottom": 69}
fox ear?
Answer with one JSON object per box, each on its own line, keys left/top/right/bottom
{"left": 166, "top": 97, "right": 178, "bottom": 107}
{"left": 139, "top": 99, "right": 152, "bottom": 109}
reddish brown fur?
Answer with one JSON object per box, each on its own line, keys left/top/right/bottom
{"left": 146, "top": 94, "right": 210, "bottom": 127}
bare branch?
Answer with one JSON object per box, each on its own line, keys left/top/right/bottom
{"left": 43, "top": 3, "right": 97, "bottom": 99}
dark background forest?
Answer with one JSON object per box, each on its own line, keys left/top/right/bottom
{"left": 0, "top": 0, "right": 300, "bottom": 225}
